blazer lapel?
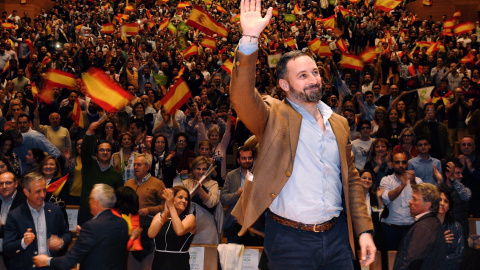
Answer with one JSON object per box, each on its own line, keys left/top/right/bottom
{"left": 284, "top": 99, "right": 302, "bottom": 162}
{"left": 45, "top": 204, "right": 52, "bottom": 237}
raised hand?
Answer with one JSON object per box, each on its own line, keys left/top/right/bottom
{"left": 240, "top": 0, "right": 272, "bottom": 38}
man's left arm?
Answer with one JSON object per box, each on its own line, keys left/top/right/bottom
{"left": 55, "top": 207, "right": 72, "bottom": 253}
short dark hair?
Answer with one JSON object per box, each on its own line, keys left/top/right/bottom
{"left": 356, "top": 120, "right": 372, "bottom": 132}
{"left": 174, "top": 131, "right": 189, "bottom": 144}
{"left": 130, "top": 118, "right": 146, "bottom": 132}
{"left": 115, "top": 186, "right": 139, "bottom": 215}
{"left": 276, "top": 50, "right": 313, "bottom": 81}
{"left": 237, "top": 145, "right": 254, "bottom": 159}
{"left": 364, "top": 91, "right": 374, "bottom": 97}
{"left": 416, "top": 135, "right": 430, "bottom": 145}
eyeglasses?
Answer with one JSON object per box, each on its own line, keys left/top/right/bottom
{"left": 177, "top": 140, "right": 186, "bottom": 143}
{"left": 0, "top": 181, "right": 14, "bottom": 187}
{"left": 393, "top": 161, "right": 408, "bottom": 164}
{"left": 98, "top": 148, "right": 111, "bottom": 153}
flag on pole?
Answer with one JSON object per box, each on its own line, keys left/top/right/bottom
{"left": 125, "top": 5, "right": 134, "bottom": 12}
{"left": 359, "top": 47, "right": 378, "bottom": 62}
{"left": 45, "top": 69, "right": 77, "bottom": 89}
{"left": 75, "top": 23, "right": 85, "bottom": 31}
{"left": 285, "top": 38, "right": 296, "bottom": 49}
{"left": 167, "top": 22, "right": 177, "bottom": 35}
{"left": 318, "top": 43, "right": 332, "bottom": 57}
{"left": 216, "top": 5, "right": 227, "bottom": 14}
{"left": 1, "top": 23, "right": 15, "bottom": 29}
{"left": 416, "top": 86, "right": 435, "bottom": 108}
{"left": 337, "top": 7, "right": 350, "bottom": 17}
{"left": 306, "top": 12, "right": 314, "bottom": 19}
{"left": 221, "top": 59, "right": 233, "bottom": 74}
{"left": 452, "top": 11, "right": 461, "bottom": 18}
{"left": 186, "top": 5, "right": 228, "bottom": 37}
{"left": 335, "top": 39, "right": 348, "bottom": 53}
{"left": 123, "top": 23, "right": 139, "bottom": 36}
{"left": 82, "top": 68, "right": 135, "bottom": 112}
{"left": 183, "top": 43, "right": 198, "bottom": 58}
{"left": 308, "top": 38, "right": 321, "bottom": 53}
{"left": 177, "top": 2, "right": 192, "bottom": 9}
{"left": 374, "top": 0, "right": 402, "bottom": 12}
{"left": 460, "top": 54, "right": 475, "bottom": 63}
{"left": 46, "top": 174, "right": 69, "bottom": 197}
{"left": 160, "top": 18, "right": 169, "bottom": 31}
{"left": 339, "top": 53, "right": 364, "bottom": 71}
{"left": 316, "top": 15, "right": 335, "bottom": 29}
{"left": 153, "top": 72, "right": 168, "bottom": 86}
{"left": 293, "top": 3, "right": 301, "bottom": 15}
{"left": 423, "top": 0, "right": 432, "bottom": 6}
{"left": 231, "top": 14, "right": 240, "bottom": 23}
{"left": 102, "top": 23, "right": 115, "bottom": 34}
{"left": 1, "top": 60, "right": 9, "bottom": 74}
{"left": 72, "top": 97, "right": 84, "bottom": 128}
{"left": 272, "top": 8, "right": 279, "bottom": 17}
{"left": 453, "top": 22, "right": 475, "bottom": 35}
{"left": 37, "top": 81, "right": 56, "bottom": 104}
{"left": 267, "top": 54, "right": 282, "bottom": 68}
{"left": 160, "top": 78, "right": 191, "bottom": 114}
{"left": 200, "top": 36, "right": 217, "bottom": 50}
{"left": 426, "top": 41, "right": 441, "bottom": 55}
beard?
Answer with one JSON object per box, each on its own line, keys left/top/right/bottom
{"left": 288, "top": 82, "right": 322, "bottom": 103}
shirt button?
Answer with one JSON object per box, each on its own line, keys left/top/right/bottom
{"left": 270, "top": 193, "right": 276, "bottom": 198}
{"left": 34, "top": 251, "right": 38, "bottom": 255}
{"left": 285, "top": 171, "right": 291, "bottom": 177}
{"left": 236, "top": 61, "right": 240, "bottom": 66}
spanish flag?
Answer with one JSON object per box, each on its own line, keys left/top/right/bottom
{"left": 82, "top": 68, "right": 135, "bottom": 112}
{"left": 231, "top": 14, "right": 240, "bottom": 23}
{"left": 177, "top": 2, "right": 192, "bottom": 9}
{"left": 160, "top": 78, "right": 191, "bottom": 114}
{"left": 340, "top": 53, "right": 364, "bottom": 71}
{"left": 1, "top": 60, "right": 9, "bottom": 74}
{"left": 337, "top": 7, "right": 350, "bottom": 18}
{"left": 306, "top": 12, "right": 314, "bottom": 19}
{"left": 349, "top": 0, "right": 359, "bottom": 3}
{"left": 293, "top": 3, "right": 301, "bottom": 15}
{"left": 335, "top": 39, "right": 348, "bottom": 53}
{"left": 42, "top": 56, "right": 51, "bottom": 65}
{"left": 272, "top": 8, "right": 279, "bottom": 17}
{"left": 183, "top": 43, "right": 198, "bottom": 58}
{"left": 31, "top": 81, "right": 38, "bottom": 97}
{"left": 45, "top": 69, "right": 77, "bottom": 89}
{"left": 359, "top": 47, "right": 378, "bottom": 63}
{"left": 282, "top": 38, "right": 294, "bottom": 49}
{"left": 102, "top": 23, "right": 115, "bottom": 34}
{"left": 460, "top": 53, "right": 475, "bottom": 63}
{"left": 1, "top": 23, "right": 15, "bottom": 29}
{"left": 216, "top": 5, "right": 227, "bottom": 14}
{"left": 146, "top": 10, "right": 153, "bottom": 19}
{"left": 187, "top": 5, "right": 228, "bottom": 37}
{"left": 200, "top": 36, "right": 217, "bottom": 50}
{"left": 123, "top": 23, "right": 139, "bottom": 36}
{"left": 426, "top": 41, "right": 441, "bottom": 55}
{"left": 125, "top": 5, "right": 134, "bottom": 12}
{"left": 423, "top": 0, "right": 432, "bottom": 6}
{"left": 316, "top": 15, "right": 335, "bottom": 29}
{"left": 374, "top": 0, "right": 402, "bottom": 12}
{"left": 221, "top": 59, "right": 233, "bottom": 74}
{"left": 147, "top": 21, "right": 156, "bottom": 30}
{"left": 72, "top": 97, "right": 84, "bottom": 128}
{"left": 37, "top": 81, "right": 56, "bottom": 105}
{"left": 111, "top": 209, "right": 143, "bottom": 251}
{"left": 443, "top": 18, "right": 456, "bottom": 29}
{"left": 318, "top": 43, "right": 332, "bottom": 57}
{"left": 160, "top": 18, "right": 169, "bottom": 31}
{"left": 75, "top": 23, "right": 85, "bottom": 31}
{"left": 46, "top": 174, "right": 69, "bottom": 197}
{"left": 203, "top": 0, "right": 213, "bottom": 4}
{"left": 453, "top": 11, "right": 461, "bottom": 18}
{"left": 308, "top": 38, "right": 321, "bottom": 53}
{"left": 453, "top": 22, "right": 475, "bottom": 35}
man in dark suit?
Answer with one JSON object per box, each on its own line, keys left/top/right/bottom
{"left": 221, "top": 145, "right": 259, "bottom": 245}
{"left": 33, "top": 184, "right": 129, "bottom": 270}
{"left": 3, "top": 172, "right": 72, "bottom": 270}
{"left": 394, "top": 183, "right": 446, "bottom": 270}
{"left": 0, "top": 172, "right": 26, "bottom": 270}
{"left": 375, "top": 84, "right": 401, "bottom": 110}
{"left": 230, "top": 1, "right": 375, "bottom": 269}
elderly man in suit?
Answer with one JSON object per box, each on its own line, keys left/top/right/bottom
{"left": 229, "top": 1, "right": 376, "bottom": 269}
{"left": 221, "top": 145, "right": 259, "bottom": 245}
{"left": 3, "top": 172, "right": 72, "bottom": 270}
{"left": 33, "top": 184, "right": 129, "bottom": 270}
{"left": 0, "top": 172, "right": 26, "bottom": 270}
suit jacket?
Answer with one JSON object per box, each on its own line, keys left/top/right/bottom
{"left": 220, "top": 167, "right": 242, "bottom": 230}
{"left": 393, "top": 212, "right": 446, "bottom": 270}
{"left": 0, "top": 190, "right": 26, "bottom": 239}
{"left": 3, "top": 202, "right": 72, "bottom": 270}
{"left": 50, "top": 210, "right": 129, "bottom": 270}
{"left": 230, "top": 50, "right": 373, "bottom": 253}
{"left": 375, "top": 94, "right": 392, "bottom": 109}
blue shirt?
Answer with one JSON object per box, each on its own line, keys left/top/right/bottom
{"left": 408, "top": 155, "right": 442, "bottom": 185}
{"left": 14, "top": 131, "right": 61, "bottom": 173}
{"left": 380, "top": 174, "right": 423, "bottom": 226}
{"left": 23, "top": 202, "right": 50, "bottom": 256}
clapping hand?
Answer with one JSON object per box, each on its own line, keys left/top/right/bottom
{"left": 162, "top": 188, "right": 174, "bottom": 215}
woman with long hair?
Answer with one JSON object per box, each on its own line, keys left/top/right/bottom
{"left": 97, "top": 120, "right": 120, "bottom": 153}
{"left": 24, "top": 148, "right": 45, "bottom": 175}
{"left": 371, "top": 106, "right": 387, "bottom": 137}
{"left": 130, "top": 102, "right": 154, "bottom": 136}
{"left": 376, "top": 108, "right": 406, "bottom": 147}
{"left": 39, "top": 156, "right": 69, "bottom": 210}
{"left": 150, "top": 133, "right": 175, "bottom": 187}
{"left": 112, "top": 132, "right": 140, "bottom": 183}
{"left": 0, "top": 133, "right": 21, "bottom": 177}
{"left": 148, "top": 186, "right": 195, "bottom": 270}
{"left": 392, "top": 128, "right": 418, "bottom": 160}
{"left": 364, "top": 138, "right": 393, "bottom": 187}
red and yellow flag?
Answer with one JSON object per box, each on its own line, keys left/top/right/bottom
{"left": 187, "top": 5, "right": 228, "bottom": 37}
{"left": 460, "top": 54, "right": 475, "bottom": 63}
{"left": 335, "top": 39, "right": 348, "bottom": 53}
{"left": 216, "top": 5, "right": 227, "bottom": 14}
{"left": 123, "top": 23, "right": 139, "bottom": 36}
{"left": 453, "top": 22, "right": 475, "bottom": 35}
{"left": 221, "top": 59, "right": 234, "bottom": 74}
{"left": 147, "top": 21, "right": 156, "bottom": 30}
{"left": 183, "top": 44, "right": 198, "bottom": 58}
{"left": 453, "top": 11, "right": 461, "bottom": 18}
{"left": 318, "top": 43, "right": 332, "bottom": 57}
{"left": 349, "top": 0, "right": 359, "bottom": 3}
{"left": 1, "top": 23, "right": 15, "bottom": 29}
{"left": 177, "top": 2, "right": 192, "bottom": 9}
{"left": 285, "top": 38, "right": 296, "bottom": 49}
{"left": 308, "top": 38, "right": 321, "bottom": 53}
{"left": 443, "top": 19, "right": 456, "bottom": 29}
{"left": 111, "top": 209, "right": 143, "bottom": 251}
{"left": 374, "top": 0, "right": 402, "bottom": 12}
{"left": 45, "top": 69, "right": 77, "bottom": 89}
{"left": 340, "top": 53, "right": 364, "bottom": 71}
{"left": 42, "top": 56, "right": 51, "bottom": 65}
{"left": 31, "top": 81, "right": 38, "bottom": 97}
{"left": 231, "top": 14, "right": 240, "bottom": 23}
{"left": 160, "top": 18, "right": 169, "bottom": 31}
{"left": 200, "top": 36, "right": 217, "bottom": 50}
{"left": 293, "top": 3, "right": 301, "bottom": 15}
{"left": 337, "top": 7, "right": 350, "bottom": 17}
{"left": 72, "top": 97, "right": 84, "bottom": 128}
{"left": 102, "top": 23, "right": 115, "bottom": 34}
{"left": 316, "top": 15, "right": 335, "bottom": 29}
{"left": 75, "top": 23, "right": 85, "bottom": 31}
{"left": 82, "top": 68, "right": 135, "bottom": 112}
{"left": 1, "top": 60, "right": 9, "bottom": 74}
{"left": 37, "top": 81, "right": 56, "bottom": 105}
{"left": 306, "top": 12, "right": 314, "bottom": 19}
{"left": 426, "top": 41, "right": 441, "bottom": 55}
{"left": 272, "top": 8, "right": 279, "bottom": 17}
{"left": 160, "top": 78, "right": 191, "bottom": 114}
{"left": 46, "top": 174, "right": 69, "bottom": 197}
{"left": 359, "top": 47, "right": 378, "bottom": 63}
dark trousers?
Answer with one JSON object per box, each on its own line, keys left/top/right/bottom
{"left": 381, "top": 223, "right": 409, "bottom": 251}
{"left": 264, "top": 214, "right": 354, "bottom": 270}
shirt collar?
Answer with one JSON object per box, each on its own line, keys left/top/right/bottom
{"left": 286, "top": 98, "right": 333, "bottom": 125}
{"left": 27, "top": 200, "right": 45, "bottom": 214}
{"left": 415, "top": 211, "right": 431, "bottom": 221}
{"left": 135, "top": 173, "right": 151, "bottom": 185}
{"left": 97, "top": 160, "right": 112, "bottom": 172}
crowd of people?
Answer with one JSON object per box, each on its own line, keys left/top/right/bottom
{"left": 0, "top": 0, "right": 479, "bottom": 269}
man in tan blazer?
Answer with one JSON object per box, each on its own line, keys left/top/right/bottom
{"left": 229, "top": 0, "right": 376, "bottom": 269}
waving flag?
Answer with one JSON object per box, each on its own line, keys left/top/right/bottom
{"left": 318, "top": 43, "right": 332, "bottom": 57}
{"left": 216, "top": 5, "right": 227, "bottom": 14}
{"left": 284, "top": 14, "right": 296, "bottom": 22}
{"left": 123, "top": 23, "right": 139, "bottom": 36}
{"left": 75, "top": 23, "right": 85, "bottom": 31}
{"left": 374, "top": 0, "right": 402, "bottom": 12}
{"left": 160, "top": 78, "right": 191, "bottom": 114}
{"left": 1, "top": 23, "right": 15, "bottom": 29}
{"left": 272, "top": 8, "right": 279, "bottom": 17}
{"left": 335, "top": 39, "right": 348, "bottom": 53}
{"left": 45, "top": 69, "right": 77, "bottom": 89}
{"left": 293, "top": 3, "right": 301, "bottom": 15}
{"left": 453, "top": 22, "right": 475, "bottom": 35}
{"left": 221, "top": 59, "right": 233, "bottom": 74}
{"left": 160, "top": 18, "right": 169, "bottom": 31}
{"left": 46, "top": 174, "right": 69, "bottom": 197}
{"left": 285, "top": 38, "right": 296, "bottom": 49}
{"left": 72, "top": 97, "right": 84, "bottom": 128}
{"left": 187, "top": 5, "right": 228, "bottom": 37}
{"left": 359, "top": 47, "right": 378, "bottom": 63}
{"left": 200, "top": 36, "right": 217, "bottom": 50}
{"left": 452, "top": 11, "right": 461, "bottom": 18}
{"left": 231, "top": 14, "right": 240, "bottom": 23}
{"left": 183, "top": 44, "right": 198, "bottom": 58}
{"left": 340, "top": 53, "right": 364, "bottom": 71}
{"left": 1, "top": 60, "right": 9, "bottom": 74}
{"left": 337, "top": 7, "right": 350, "bottom": 17}
{"left": 102, "top": 23, "right": 115, "bottom": 34}
{"left": 177, "top": 2, "right": 192, "bottom": 9}
{"left": 308, "top": 38, "right": 321, "bottom": 53}
{"left": 316, "top": 15, "right": 335, "bottom": 29}
{"left": 460, "top": 54, "right": 475, "bottom": 63}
